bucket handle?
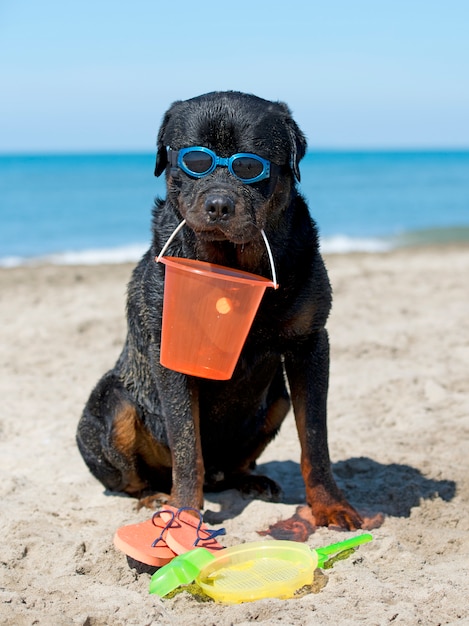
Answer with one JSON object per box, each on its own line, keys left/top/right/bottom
{"left": 156, "top": 219, "right": 278, "bottom": 289}
{"left": 260, "top": 229, "right": 278, "bottom": 289}
{"left": 156, "top": 219, "right": 187, "bottom": 262}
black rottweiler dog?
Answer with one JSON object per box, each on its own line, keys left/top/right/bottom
{"left": 77, "top": 91, "right": 362, "bottom": 530}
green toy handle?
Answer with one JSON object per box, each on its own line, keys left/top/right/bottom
{"left": 315, "top": 533, "right": 373, "bottom": 567}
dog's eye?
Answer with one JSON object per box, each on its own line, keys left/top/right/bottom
{"left": 231, "top": 157, "right": 264, "bottom": 180}
{"left": 182, "top": 151, "right": 213, "bottom": 175}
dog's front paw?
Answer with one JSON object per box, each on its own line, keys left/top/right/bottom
{"left": 310, "top": 500, "right": 363, "bottom": 530}
{"left": 306, "top": 482, "right": 363, "bottom": 530}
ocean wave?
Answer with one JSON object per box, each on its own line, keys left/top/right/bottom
{"left": 0, "top": 243, "right": 148, "bottom": 268}
{"left": 1, "top": 227, "right": 467, "bottom": 268}
{"left": 0, "top": 237, "right": 394, "bottom": 268}
{"left": 394, "top": 225, "right": 469, "bottom": 247}
{"left": 320, "top": 226, "right": 469, "bottom": 253}
{"left": 320, "top": 235, "right": 393, "bottom": 254}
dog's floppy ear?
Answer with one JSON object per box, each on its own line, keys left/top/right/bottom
{"left": 154, "top": 108, "right": 173, "bottom": 177}
{"left": 154, "top": 147, "right": 167, "bottom": 178}
{"left": 286, "top": 117, "right": 307, "bottom": 182}
{"left": 277, "top": 102, "right": 307, "bottom": 182}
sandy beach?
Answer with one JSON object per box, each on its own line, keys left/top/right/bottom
{"left": 1, "top": 245, "right": 468, "bottom": 626}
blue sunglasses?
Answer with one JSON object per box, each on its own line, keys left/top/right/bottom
{"left": 168, "top": 146, "right": 272, "bottom": 183}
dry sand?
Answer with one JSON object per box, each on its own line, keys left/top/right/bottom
{"left": 1, "top": 245, "right": 468, "bottom": 625}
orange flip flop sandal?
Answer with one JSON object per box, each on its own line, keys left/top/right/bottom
{"left": 159, "top": 506, "right": 226, "bottom": 554}
{"left": 113, "top": 512, "right": 177, "bottom": 566}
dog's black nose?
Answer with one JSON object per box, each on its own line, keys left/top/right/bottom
{"left": 204, "top": 194, "right": 235, "bottom": 222}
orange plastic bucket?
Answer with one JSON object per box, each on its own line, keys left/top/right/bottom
{"left": 158, "top": 257, "right": 276, "bottom": 379}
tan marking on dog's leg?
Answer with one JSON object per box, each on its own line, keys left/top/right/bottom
{"left": 112, "top": 404, "right": 147, "bottom": 494}
{"left": 113, "top": 404, "right": 138, "bottom": 456}
{"left": 293, "top": 401, "right": 362, "bottom": 530}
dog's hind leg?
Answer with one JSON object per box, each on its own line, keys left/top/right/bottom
{"left": 206, "top": 366, "right": 291, "bottom": 501}
{"left": 76, "top": 372, "right": 171, "bottom": 497}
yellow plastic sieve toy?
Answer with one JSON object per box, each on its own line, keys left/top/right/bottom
{"left": 196, "top": 539, "right": 318, "bottom": 603}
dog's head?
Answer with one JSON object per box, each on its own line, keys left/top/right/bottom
{"left": 154, "top": 91, "right": 306, "bottom": 245}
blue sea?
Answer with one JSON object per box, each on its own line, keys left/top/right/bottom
{"left": 1, "top": 151, "right": 468, "bottom": 267}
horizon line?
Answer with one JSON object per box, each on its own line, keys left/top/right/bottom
{"left": 2, "top": 146, "right": 469, "bottom": 158}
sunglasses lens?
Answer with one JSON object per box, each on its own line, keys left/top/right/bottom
{"left": 232, "top": 156, "right": 264, "bottom": 181}
{"left": 181, "top": 150, "right": 213, "bottom": 175}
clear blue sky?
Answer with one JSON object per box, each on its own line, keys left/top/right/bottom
{"left": 1, "top": 0, "right": 468, "bottom": 152}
